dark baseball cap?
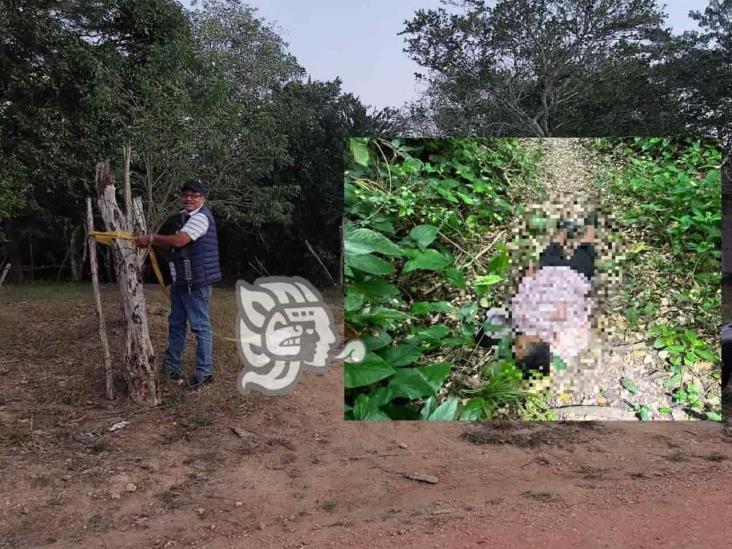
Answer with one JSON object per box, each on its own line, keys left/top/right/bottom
{"left": 181, "top": 179, "right": 205, "bottom": 195}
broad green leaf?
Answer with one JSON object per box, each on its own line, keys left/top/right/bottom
{"left": 409, "top": 224, "right": 439, "bottom": 250}
{"left": 419, "top": 395, "right": 437, "bottom": 420}
{"left": 361, "top": 331, "right": 392, "bottom": 351}
{"left": 345, "top": 227, "right": 404, "bottom": 257}
{"left": 344, "top": 293, "right": 364, "bottom": 312}
{"left": 380, "top": 344, "right": 422, "bottom": 367}
{"left": 346, "top": 253, "right": 395, "bottom": 275}
{"left": 352, "top": 393, "right": 390, "bottom": 420}
{"left": 428, "top": 397, "right": 459, "bottom": 420}
{"left": 403, "top": 250, "right": 452, "bottom": 273}
{"left": 349, "top": 279, "right": 401, "bottom": 297}
{"left": 387, "top": 362, "right": 451, "bottom": 400}
{"left": 344, "top": 239, "right": 375, "bottom": 256}
{"left": 475, "top": 274, "right": 502, "bottom": 286}
{"left": 366, "top": 307, "right": 410, "bottom": 320}
{"left": 436, "top": 187, "right": 459, "bottom": 203}
{"left": 344, "top": 352, "right": 396, "bottom": 388}
{"left": 349, "top": 138, "right": 370, "bottom": 167}
{"left": 459, "top": 398, "right": 484, "bottom": 421}
{"left": 352, "top": 393, "right": 369, "bottom": 419}
{"left": 412, "top": 324, "right": 451, "bottom": 343}
{"left": 370, "top": 219, "right": 396, "bottom": 234}
{"left": 410, "top": 301, "right": 452, "bottom": 315}
{"left": 486, "top": 245, "right": 509, "bottom": 276}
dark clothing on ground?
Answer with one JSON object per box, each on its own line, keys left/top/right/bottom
{"left": 539, "top": 242, "right": 596, "bottom": 283}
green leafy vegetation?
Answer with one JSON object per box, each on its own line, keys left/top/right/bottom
{"left": 593, "top": 138, "right": 722, "bottom": 420}
{"left": 344, "top": 138, "right": 544, "bottom": 421}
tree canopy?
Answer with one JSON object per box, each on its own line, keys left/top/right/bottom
{"left": 0, "top": 0, "right": 379, "bottom": 284}
{"left": 400, "top": 0, "right": 729, "bottom": 138}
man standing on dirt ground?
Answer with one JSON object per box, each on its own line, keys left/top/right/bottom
{"left": 135, "top": 179, "right": 222, "bottom": 391}
{"left": 510, "top": 212, "right": 598, "bottom": 378}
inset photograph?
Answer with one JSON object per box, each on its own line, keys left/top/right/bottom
{"left": 344, "top": 137, "right": 722, "bottom": 421}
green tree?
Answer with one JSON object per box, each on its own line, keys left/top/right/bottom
{"left": 401, "top": 0, "right": 672, "bottom": 136}
{"left": 667, "top": 0, "right": 732, "bottom": 147}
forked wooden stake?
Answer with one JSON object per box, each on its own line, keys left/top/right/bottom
{"left": 86, "top": 198, "right": 114, "bottom": 400}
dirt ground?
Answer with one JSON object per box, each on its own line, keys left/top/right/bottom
{"left": 1, "top": 284, "right": 731, "bottom": 548}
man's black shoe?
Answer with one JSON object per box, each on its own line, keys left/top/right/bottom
{"left": 186, "top": 374, "right": 214, "bottom": 391}
{"left": 162, "top": 369, "right": 181, "bottom": 382}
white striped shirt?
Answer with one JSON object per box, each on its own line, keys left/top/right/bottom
{"left": 169, "top": 206, "right": 210, "bottom": 283}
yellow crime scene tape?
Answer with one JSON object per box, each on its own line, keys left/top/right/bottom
{"left": 88, "top": 230, "right": 238, "bottom": 344}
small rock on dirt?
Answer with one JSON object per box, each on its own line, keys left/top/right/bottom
{"left": 125, "top": 483, "right": 137, "bottom": 492}
{"left": 405, "top": 472, "right": 439, "bottom": 484}
{"left": 109, "top": 421, "right": 129, "bottom": 432}
{"left": 230, "top": 426, "right": 256, "bottom": 439}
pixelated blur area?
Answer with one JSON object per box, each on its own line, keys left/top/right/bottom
{"left": 506, "top": 203, "right": 622, "bottom": 397}
{"left": 344, "top": 138, "right": 723, "bottom": 422}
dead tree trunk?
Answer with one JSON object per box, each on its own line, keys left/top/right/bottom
{"left": 95, "top": 159, "right": 160, "bottom": 406}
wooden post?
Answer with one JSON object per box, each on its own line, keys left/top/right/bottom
{"left": 87, "top": 198, "right": 114, "bottom": 400}
{"left": 0, "top": 262, "right": 10, "bottom": 287}
{"left": 95, "top": 158, "right": 160, "bottom": 406}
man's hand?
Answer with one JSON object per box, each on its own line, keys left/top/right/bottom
{"left": 135, "top": 234, "right": 152, "bottom": 248}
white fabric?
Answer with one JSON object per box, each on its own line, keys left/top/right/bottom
{"left": 511, "top": 266, "right": 592, "bottom": 361}
{"left": 179, "top": 206, "right": 209, "bottom": 241}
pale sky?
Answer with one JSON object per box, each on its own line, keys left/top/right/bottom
{"left": 181, "top": 0, "right": 704, "bottom": 110}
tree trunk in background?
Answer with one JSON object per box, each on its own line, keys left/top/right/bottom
{"left": 70, "top": 226, "right": 82, "bottom": 282}
{"left": 95, "top": 159, "right": 160, "bottom": 406}
{"left": 5, "top": 221, "right": 23, "bottom": 283}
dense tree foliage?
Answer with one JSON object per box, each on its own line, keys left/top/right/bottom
{"left": 0, "top": 0, "right": 377, "bottom": 285}
{"left": 400, "top": 0, "right": 730, "bottom": 139}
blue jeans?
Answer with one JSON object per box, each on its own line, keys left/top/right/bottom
{"left": 164, "top": 285, "right": 214, "bottom": 379}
